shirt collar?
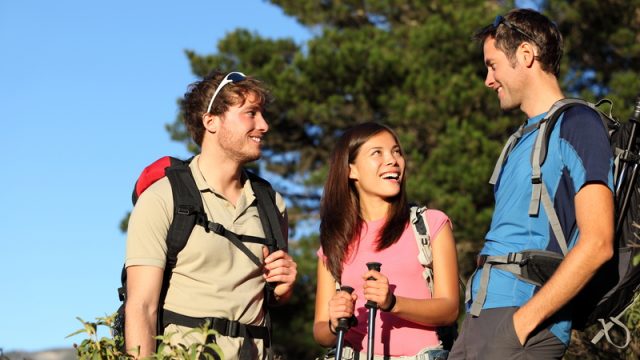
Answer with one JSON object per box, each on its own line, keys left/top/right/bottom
{"left": 189, "top": 154, "right": 256, "bottom": 204}
{"left": 525, "top": 112, "right": 547, "bottom": 127}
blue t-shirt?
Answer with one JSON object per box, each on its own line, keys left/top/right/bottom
{"left": 469, "top": 105, "right": 613, "bottom": 344}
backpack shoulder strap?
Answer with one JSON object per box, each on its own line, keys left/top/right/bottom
{"left": 120, "top": 157, "right": 200, "bottom": 299}
{"left": 164, "top": 158, "right": 205, "bottom": 270}
{"left": 535, "top": 98, "right": 599, "bottom": 166}
{"left": 246, "top": 170, "right": 287, "bottom": 309}
{"left": 247, "top": 170, "right": 287, "bottom": 253}
{"left": 529, "top": 99, "right": 604, "bottom": 256}
{"left": 410, "top": 205, "right": 434, "bottom": 296}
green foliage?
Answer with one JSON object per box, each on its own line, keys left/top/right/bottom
{"left": 67, "top": 314, "right": 127, "bottom": 359}
{"left": 69, "top": 314, "right": 222, "bottom": 360}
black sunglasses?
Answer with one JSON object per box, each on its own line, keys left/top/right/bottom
{"left": 493, "top": 15, "right": 537, "bottom": 45}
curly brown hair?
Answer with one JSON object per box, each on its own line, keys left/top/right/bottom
{"left": 180, "top": 71, "right": 272, "bottom": 146}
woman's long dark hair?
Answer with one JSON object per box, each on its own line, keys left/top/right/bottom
{"left": 320, "top": 122, "right": 409, "bottom": 281}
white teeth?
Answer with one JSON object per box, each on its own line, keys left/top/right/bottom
{"left": 382, "top": 173, "right": 399, "bottom": 180}
{"left": 250, "top": 136, "right": 262, "bottom": 143}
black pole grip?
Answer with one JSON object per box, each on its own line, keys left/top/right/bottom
{"left": 336, "top": 286, "right": 355, "bottom": 331}
{"left": 365, "top": 262, "right": 382, "bottom": 308}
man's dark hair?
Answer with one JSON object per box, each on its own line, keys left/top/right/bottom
{"left": 474, "top": 8, "right": 563, "bottom": 76}
{"left": 181, "top": 71, "right": 271, "bottom": 146}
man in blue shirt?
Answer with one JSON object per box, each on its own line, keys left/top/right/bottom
{"left": 449, "top": 8, "right": 614, "bottom": 360}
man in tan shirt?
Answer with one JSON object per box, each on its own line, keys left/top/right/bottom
{"left": 125, "top": 71, "right": 298, "bottom": 359}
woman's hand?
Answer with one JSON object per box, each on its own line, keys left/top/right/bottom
{"left": 328, "top": 289, "right": 357, "bottom": 329}
{"left": 362, "top": 269, "right": 394, "bottom": 310}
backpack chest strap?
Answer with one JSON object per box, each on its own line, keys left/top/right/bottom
{"left": 203, "top": 220, "right": 269, "bottom": 268}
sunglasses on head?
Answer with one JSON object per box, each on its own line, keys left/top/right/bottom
{"left": 206, "top": 71, "right": 247, "bottom": 114}
{"left": 492, "top": 15, "right": 537, "bottom": 45}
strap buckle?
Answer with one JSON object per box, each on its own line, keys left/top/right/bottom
{"left": 207, "top": 222, "right": 225, "bottom": 235}
{"left": 213, "top": 317, "right": 240, "bottom": 337}
{"left": 226, "top": 320, "right": 240, "bottom": 337}
{"left": 476, "top": 255, "right": 488, "bottom": 267}
{"left": 507, "top": 252, "right": 526, "bottom": 265}
{"left": 176, "top": 205, "right": 195, "bottom": 215}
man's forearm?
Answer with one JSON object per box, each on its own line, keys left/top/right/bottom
{"left": 125, "top": 304, "right": 157, "bottom": 358}
{"left": 513, "top": 183, "right": 614, "bottom": 342}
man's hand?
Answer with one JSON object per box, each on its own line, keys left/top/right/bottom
{"left": 512, "top": 309, "right": 533, "bottom": 345}
{"left": 511, "top": 183, "right": 614, "bottom": 346}
{"left": 262, "top": 247, "right": 297, "bottom": 302}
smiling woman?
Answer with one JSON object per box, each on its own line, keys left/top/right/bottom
{"left": 348, "top": 130, "right": 405, "bottom": 209}
{"left": 313, "top": 122, "right": 460, "bottom": 359}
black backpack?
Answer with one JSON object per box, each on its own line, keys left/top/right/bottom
{"left": 489, "top": 98, "right": 640, "bottom": 348}
{"left": 113, "top": 156, "right": 287, "bottom": 350}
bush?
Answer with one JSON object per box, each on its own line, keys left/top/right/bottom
{"left": 68, "top": 313, "right": 223, "bottom": 359}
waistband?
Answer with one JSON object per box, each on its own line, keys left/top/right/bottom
{"left": 163, "top": 309, "right": 270, "bottom": 342}
{"left": 335, "top": 345, "right": 447, "bottom": 360}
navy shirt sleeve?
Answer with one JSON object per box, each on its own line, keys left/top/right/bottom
{"left": 559, "top": 106, "right": 613, "bottom": 191}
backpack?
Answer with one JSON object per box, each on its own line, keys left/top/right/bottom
{"left": 486, "top": 98, "right": 640, "bottom": 348}
{"left": 409, "top": 205, "right": 459, "bottom": 351}
{"left": 113, "top": 156, "right": 287, "bottom": 352}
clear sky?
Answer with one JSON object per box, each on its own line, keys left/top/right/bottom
{"left": 0, "top": 0, "right": 309, "bottom": 352}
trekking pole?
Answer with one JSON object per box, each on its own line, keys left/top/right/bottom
{"left": 365, "top": 262, "right": 382, "bottom": 360}
{"left": 615, "top": 96, "right": 640, "bottom": 199}
{"left": 335, "top": 285, "right": 355, "bottom": 360}
{"left": 615, "top": 96, "right": 640, "bottom": 234}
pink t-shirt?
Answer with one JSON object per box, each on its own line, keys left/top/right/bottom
{"left": 318, "top": 209, "right": 451, "bottom": 356}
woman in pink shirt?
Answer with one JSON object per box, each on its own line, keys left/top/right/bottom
{"left": 313, "top": 122, "right": 459, "bottom": 359}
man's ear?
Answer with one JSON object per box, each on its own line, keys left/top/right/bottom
{"left": 518, "top": 42, "right": 536, "bottom": 68}
{"left": 202, "top": 113, "right": 219, "bottom": 133}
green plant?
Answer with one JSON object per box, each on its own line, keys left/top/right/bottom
{"left": 68, "top": 313, "right": 223, "bottom": 359}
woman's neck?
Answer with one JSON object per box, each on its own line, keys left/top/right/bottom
{"left": 359, "top": 195, "right": 391, "bottom": 222}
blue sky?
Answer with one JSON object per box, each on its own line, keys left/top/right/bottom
{"left": 0, "top": 0, "right": 310, "bottom": 352}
